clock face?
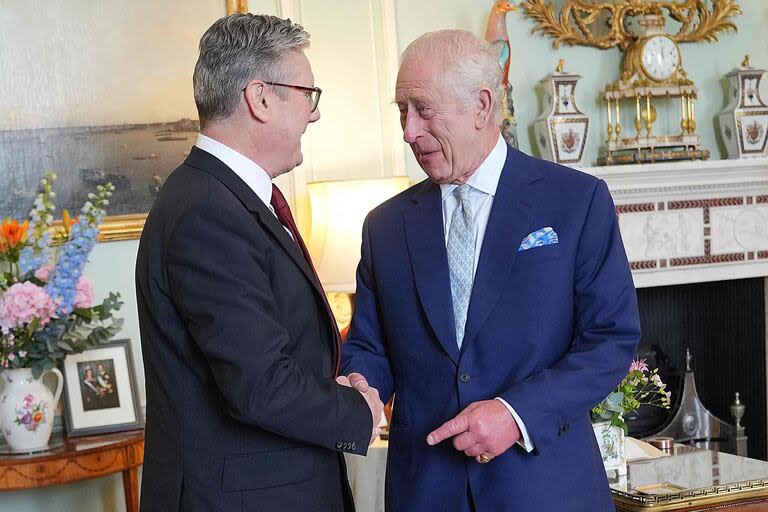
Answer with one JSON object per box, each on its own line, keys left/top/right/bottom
{"left": 641, "top": 35, "right": 680, "bottom": 81}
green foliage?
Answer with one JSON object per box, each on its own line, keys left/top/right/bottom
{"left": 591, "top": 359, "right": 672, "bottom": 435}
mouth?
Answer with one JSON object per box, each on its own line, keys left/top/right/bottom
{"left": 414, "top": 146, "right": 439, "bottom": 158}
{"left": 417, "top": 150, "right": 441, "bottom": 163}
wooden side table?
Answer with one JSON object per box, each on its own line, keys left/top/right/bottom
{"left": 0, "top": 430, "right": 144, "bottom": 512}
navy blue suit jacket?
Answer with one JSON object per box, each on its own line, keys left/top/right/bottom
{"left": 342, "top": 147, "right": 640, "bottom": 512}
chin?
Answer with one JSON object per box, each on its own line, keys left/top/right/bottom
{"left": 421, "top": 167, "right": 451, "bottom": 184}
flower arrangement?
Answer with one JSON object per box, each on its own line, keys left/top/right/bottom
{"left": 0, "top": 172, "right": 123, "bottom": 378}
{"left": 591, "top": 358, "right": 672, "bottom": 434}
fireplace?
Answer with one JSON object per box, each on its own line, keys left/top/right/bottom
{"left": 585, "top": 156, "right": 768, "bottom": 460}
{"left": 633, "top": 278, "right": 766, "bottom": 459}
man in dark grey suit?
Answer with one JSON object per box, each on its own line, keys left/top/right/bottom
{"left": 135, "top": 14, "right": 382, "bottom": 512}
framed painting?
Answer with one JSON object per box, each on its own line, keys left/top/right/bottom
{"left": 0, "top": 1, "right": 243, "bottom": 241}
{"left": 61, "top": 339, "right": 143, "bottom": 437}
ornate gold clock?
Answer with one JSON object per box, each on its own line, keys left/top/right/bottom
{"left": 521, "top": 0, "right": 742, "bottom": 165}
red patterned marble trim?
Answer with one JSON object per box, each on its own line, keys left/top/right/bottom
{"left": 630, "top": 260, "right": 657, "bottom": 270}
{"left": 757, "top": 196, "right": 768, "bottom": 204}
{"left": 758, "top": 251, "right": 768, "bottom": 259}
{"left": 667, "top": 197, "right": 744, "bottom": 210}
{"left": 615, "top": 203, "right": 655, "bottom": 214}
{"left": 669, "top": 254, "right": 746, "bottom": 267}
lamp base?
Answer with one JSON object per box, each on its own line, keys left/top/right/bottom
{"left": 326, "top": 292, "right": 354, "bottom": 335}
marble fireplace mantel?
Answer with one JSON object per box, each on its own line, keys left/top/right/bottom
{"left": 583, "top": 157, "right": 768, "bottom": 289}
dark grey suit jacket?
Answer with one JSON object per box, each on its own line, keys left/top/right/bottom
{"left": 136, "top": 147, "right": 372, "bottom": 512}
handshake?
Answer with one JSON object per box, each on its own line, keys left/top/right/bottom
{"left": 336, "top": 373, "right": 384, "bottom": 445}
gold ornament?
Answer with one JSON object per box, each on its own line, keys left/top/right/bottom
{"left": 520, "top": 0, "right": 741, "bottom": 165}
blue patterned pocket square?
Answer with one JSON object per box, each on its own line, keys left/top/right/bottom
{"left": 518, "top": 227, "right": 559, "bottom": 252}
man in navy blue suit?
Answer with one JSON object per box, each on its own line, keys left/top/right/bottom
{"left": 341, "top": 29, "right": 641, "bottom": 511}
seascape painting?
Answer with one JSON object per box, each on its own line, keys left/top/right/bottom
{"left": 0, "top": 120, "right": 199, "bottom": 219}
{"left": 0, "top": 1, "right": 226, "bottom": 234}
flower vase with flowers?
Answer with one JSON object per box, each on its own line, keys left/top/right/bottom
{"left": 0, "top": 172, "right": 124, "bottom": 451}
{"left": 591, "top": 358, "right": 672, "bottom": 474}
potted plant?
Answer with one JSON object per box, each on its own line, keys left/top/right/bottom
{"left": 0, "top": 173, "right": 123, "bottom": 452}
{"left": 591, "top": 358, "right": 671, "bottom": 474}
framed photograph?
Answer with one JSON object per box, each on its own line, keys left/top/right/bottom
{"left": 62, "top": 339, "right": 142, "bottom": 437}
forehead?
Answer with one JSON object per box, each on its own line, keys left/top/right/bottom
{"left": 395, "top": 56, "right": 445, "bottom": 103}
{"left": 283, "top": 49, "right": 314, "bottom": 82}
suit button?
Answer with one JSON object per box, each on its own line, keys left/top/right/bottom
{"left": 460, "top": 373, "right": 471, "bottom": 383}
{"left": 336, "top": 441, "right": 343, "bottom": 449}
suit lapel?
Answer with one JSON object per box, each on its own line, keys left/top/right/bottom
{"left": 184, "top": 147, "right": 325, "bottom": 300}
{"left": 403, "top": 181, "right": 460, "bottom": 365}
{"left": 462, "top": 148, "right": 542, "bottom": 351}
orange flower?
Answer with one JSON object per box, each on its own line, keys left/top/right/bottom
{"left": 33, "top": 411, "right": 44, "bottom": 423}
{"left": 60, "top": 209, "right": 79, "bottom": 238}
{"left": 0, "top": 218, "right": 29, "bottom": 252}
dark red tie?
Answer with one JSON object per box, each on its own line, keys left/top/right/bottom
{"left": 270, "top": 184, "right": 341, "bottom": 377}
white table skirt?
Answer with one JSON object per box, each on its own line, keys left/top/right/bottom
{"left": 345, "top": 438, "right": 388, "bottom": 512}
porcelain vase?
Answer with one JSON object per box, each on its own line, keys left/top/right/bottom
{"left": 718, "top": 62, "right": 768, "bottom": 158}
{"left": 0, "top": 368, "right": 63, "bottom": 452}
{"left": 533, "top": 66, "right": 589, "bottom": 166}
{"left": 592, "top": 420, "right": 627, "bottom": 475}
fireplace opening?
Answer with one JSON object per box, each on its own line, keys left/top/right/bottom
{"left": 628, "top": 277, "right": 766, "bottom": 460}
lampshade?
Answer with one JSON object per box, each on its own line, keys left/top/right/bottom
{"left": 307, "top": 176, "right": 410, "bottom": 292}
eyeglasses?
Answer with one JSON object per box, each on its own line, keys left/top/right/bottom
{"left": 245, "top": 81, "right": 322, "bottom": 112}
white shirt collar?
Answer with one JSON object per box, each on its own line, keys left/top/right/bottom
{"left": 440, "top": 133, "right": 507, "bottom": 199}
{"left": 195, "top": 133, "right": 273, "bottom": 207}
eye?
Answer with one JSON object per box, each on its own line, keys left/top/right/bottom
{"left": 416, "top": 105, "right": 433, "bottom": 117}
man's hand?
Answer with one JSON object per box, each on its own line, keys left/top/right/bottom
{"left": 426, "top": 400, "right": 521, "bottom": 463}
{"left": 336, "top": 374, "right": 383, "bottom": 444}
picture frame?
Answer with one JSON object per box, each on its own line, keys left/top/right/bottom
{"left": 61, "top": 339, "right": 143, "bottom": 437}
{"left": 0, "top": 3, "right": 239, "bottom": 242}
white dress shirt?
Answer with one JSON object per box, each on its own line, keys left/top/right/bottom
{"left": 439, "top": 134, "right": 534, "bottom": 453}
{"left": 195, "top": 134, "right": 294, "bottom": 240}
{"left": 195, "top": 133, "right": 273, "bottom": 207}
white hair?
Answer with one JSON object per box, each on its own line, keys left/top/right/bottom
{"left": 401, "top": 29, "right": 503, "bottom": 123}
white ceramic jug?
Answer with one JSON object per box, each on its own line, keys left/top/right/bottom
{"left": 0, "top": 367, "right": 63, "bottom": 452}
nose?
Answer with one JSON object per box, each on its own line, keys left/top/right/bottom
{"left": 401, "top": 110, "right": 422, "bottom": 144}
{"left": 309, "top": 106, "right": 320, "bottom": 123}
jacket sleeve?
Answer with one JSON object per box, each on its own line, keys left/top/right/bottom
{"left": 499, "top": 179, "right": 641, "bottom": 453}
{"left": 165, "top": 199, "right": 372, "bottom": 455}
{"left": 340, "top": 216, "right": 396, "bottom": 404}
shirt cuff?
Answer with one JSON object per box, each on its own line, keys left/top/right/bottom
{"left": 495, "top": 397, "right": 535, "bottom": 453}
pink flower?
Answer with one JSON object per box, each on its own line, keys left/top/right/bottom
{"left": 34, "top": 264, "right": 54, "bottom": 282}
{"left": 72, "top": 277, "right": 94, "bottom": 309}
{"left": 628, "top": 358, "right": 649, "bottom": 373}
{"left": 0, "top": 282, "right": 57, "bottom": 331}
{"left": 651, "top": 374, "right": 663, "bottom": 386}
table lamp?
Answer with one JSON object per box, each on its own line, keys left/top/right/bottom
{"left": 306, "top": 176, "right": 409, "bottom": 333}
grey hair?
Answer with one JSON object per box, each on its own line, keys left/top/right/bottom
{"left": 193, "top": 14, "right": 310, "bottom": 127}
{"left": 401, "top": 29, "right": 503, "bottom": 123}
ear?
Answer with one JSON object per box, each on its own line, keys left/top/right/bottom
{"left": 243, "top": 81, "right": 271, "bottom": 123}
{"left": 474, "top": 88, "right": 494, "bottom": 129}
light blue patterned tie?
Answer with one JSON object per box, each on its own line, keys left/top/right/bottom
{"left": 447, "top": 185, "right": 475, "bottom": 349}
